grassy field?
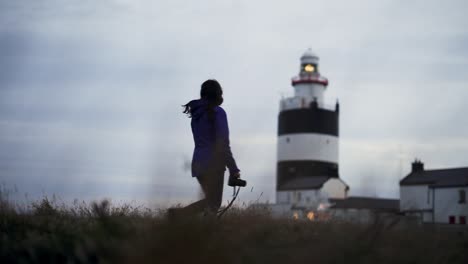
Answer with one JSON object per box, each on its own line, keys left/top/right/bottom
{"left": 1, "top": 195, "right": 467, "bottom": 264}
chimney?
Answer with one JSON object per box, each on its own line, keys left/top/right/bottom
{"left": 411, "top": 159, "right": 424, "bottom": 173}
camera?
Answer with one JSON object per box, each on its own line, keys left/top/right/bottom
{"left": 228, "top": 174, "right": 247, "bottom": 187}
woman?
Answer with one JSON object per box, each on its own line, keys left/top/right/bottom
{"left": 179, "top": 79, "right": 241, "bottom": 216}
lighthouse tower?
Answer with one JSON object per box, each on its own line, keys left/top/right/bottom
{"left": 276, "top": 49, "right": 349, "bottom": 207}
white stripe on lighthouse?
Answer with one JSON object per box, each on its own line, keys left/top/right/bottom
{"left": 277, "top": 133, "right": 338, "bottom": 164}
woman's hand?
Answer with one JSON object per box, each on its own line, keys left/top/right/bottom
{"left": 228, "top": 171, "right": 246, "bottom": 187}
{"left": 231, "top": 171, "right": 241, "bottom": 179}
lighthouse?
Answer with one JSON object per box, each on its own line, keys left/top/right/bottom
{"left": 276, "top": 49, "right": 349, "bottom": 207}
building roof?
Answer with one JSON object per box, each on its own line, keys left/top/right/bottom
{"left": 301, "top": 48, "right": 318, "bottom": 59}
{"left": 400, "top": 167, "right": 468, "bottom": 188}
{"left": 279, "top": 176, "right": 330, "bottom": 190}
{"left": 329, "top": 197, "right": 400, "bottom": 211}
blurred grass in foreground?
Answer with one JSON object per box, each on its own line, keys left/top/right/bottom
{"left": 1, "top": 192, "right": 467, "bottom": 264}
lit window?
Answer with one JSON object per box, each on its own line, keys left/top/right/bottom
{"left": 307, "top": 211, "right": 315, "bottom": 221}
{"left": 460, "top": 216, "right": 466, "bottom": 225}
{"left": 293, "top": 212, "right": 299, "bottom": 220}
{"left": 449, "top": 216, "right": 456, "bottom": 224}
{"left": 459, "top": 190, "right": 466, "bottom": 204}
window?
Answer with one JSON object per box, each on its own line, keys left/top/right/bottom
{"left": 459, "top": 190, "right": 466, "bottom": 204}
{"left": 460, "top": 216, "right": 466, "bottom": 225}
{"left": 449, "top": 216, "right": 456, "bottom": 224}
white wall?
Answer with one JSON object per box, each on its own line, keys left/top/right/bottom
{"left": 400, "top": 185, "right": 432, "bottom": 212}
{"left": 322, "top": 178, "right": 348, "bottom": 199}
{"left": 276, "top": 189, "right": 325, "bottom": 208}
{"left": 276, "top": 179, "right": 348, "bottom": 206}
{"left": 279, "top": 95, "right": 335, "bottom": 111}
{"left": 400, "top": 185, "right": 468, "bottom": 224}
{"left": 434, "top": 187, "right": 468, "bottom": 224}
{"left": 294, "top": 83, "right": 325, "bottom": 103}
{"left": 277, "top": 134, "right": 338, "bottom": 163}
{"left": 330, "top": 208, "right": 372, "bottom": 224}
{"left": 422, "top": 212, "right": 433, "bottom": 223}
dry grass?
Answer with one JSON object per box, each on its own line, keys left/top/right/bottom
{"left": 1, "top": 195, "right": 467, "bottom": 264}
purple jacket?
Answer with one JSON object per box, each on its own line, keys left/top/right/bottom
{"left": 188, "top": 99, "right": 240, "bottom": 178}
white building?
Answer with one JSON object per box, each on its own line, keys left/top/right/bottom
{"left": 400, "top": 160, "right": 468, "bottom": 225}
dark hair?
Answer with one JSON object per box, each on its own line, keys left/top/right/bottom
{"left": 200, "top": 79, "right": 224, "bottom": 106}
{"left": 183, "top": 79, "right": 224, "bottom": 119}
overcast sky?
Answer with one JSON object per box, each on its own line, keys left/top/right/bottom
{"left": 1, "top": 0, "right": 467, "bottom": 206}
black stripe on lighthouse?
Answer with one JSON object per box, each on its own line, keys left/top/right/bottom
{"left": 278, "top": 108, "right": 338, "bottom": 136}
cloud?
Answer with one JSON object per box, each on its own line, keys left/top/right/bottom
{"left": 1, "top": 0, "right": 468, "bottom": 203}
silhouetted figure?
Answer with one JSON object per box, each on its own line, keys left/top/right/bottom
{"left": 170, "top": 80, "right": 240, "bottom": 218}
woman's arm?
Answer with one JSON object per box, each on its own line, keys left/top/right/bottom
{"left": 215, "top": 108, "right": 240, "bottom": 174}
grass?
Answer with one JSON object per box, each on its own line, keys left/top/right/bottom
{"left": 1, "top": 194, "right": 467, "bottom": 264}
